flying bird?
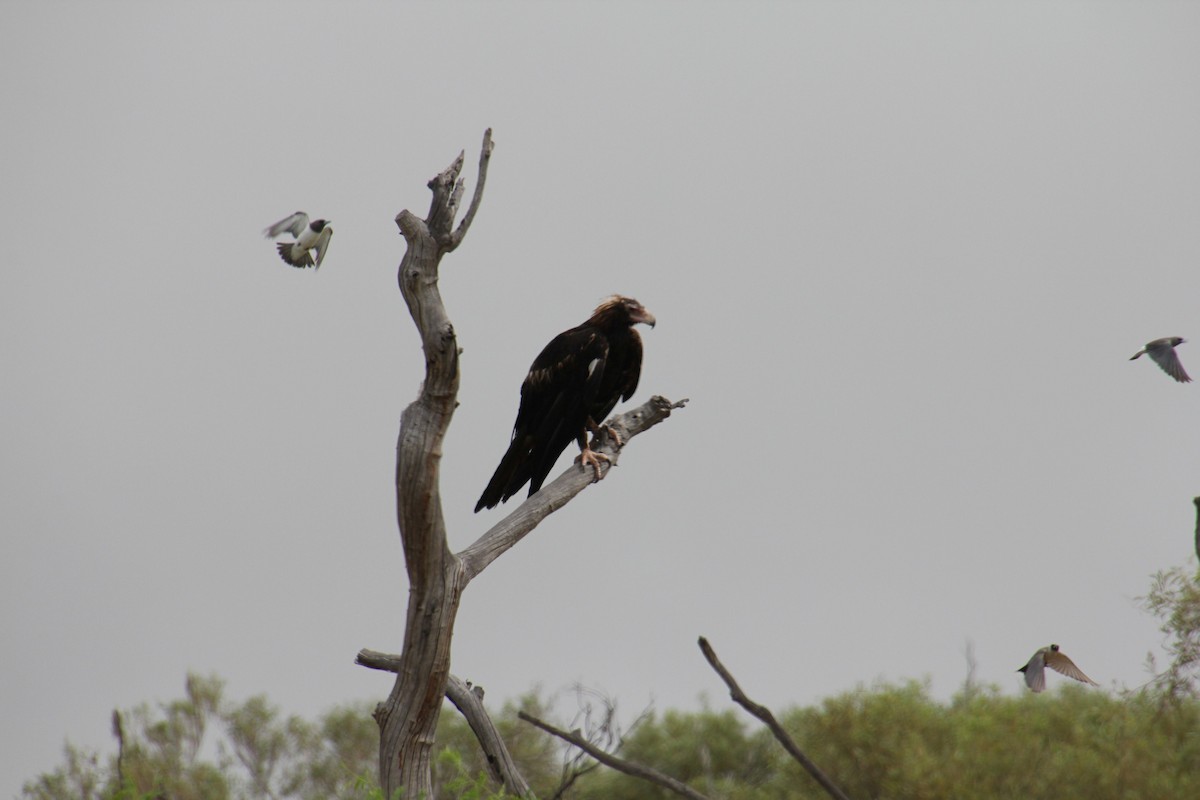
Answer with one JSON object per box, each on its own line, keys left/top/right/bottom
{"left": 1129, "top": 337, "right": 1190, "bottom": 383}
{"left": 475, "top": 296, "right": 656, "bottom": 512}
{"left": 1018, "top": 644, "right": 1098, "bottom": 693}
{"left": 264, "top": 212, "right": 333, "bottom": 269}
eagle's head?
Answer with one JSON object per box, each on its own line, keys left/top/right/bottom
{"left": 593, "top": 295, "right": 656, "bottom": 329}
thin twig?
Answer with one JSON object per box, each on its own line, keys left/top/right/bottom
{"left": 698, "top": 637, "right": 853, "bottom": 800}
{"left": 519, "top": 711, "right": 712, "bottom": 800}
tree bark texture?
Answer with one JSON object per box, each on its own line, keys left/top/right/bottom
{"left": 445, "top": 675, "right": 533, "bottom": 797}
{"left": 372, "top": 129, "right": 684, "bottom": 799}
{"left": 376, "top": 131, "right": 494, "bottom": 800}
{"left": 357, "top": 654, "right": 532, "bottom": 796}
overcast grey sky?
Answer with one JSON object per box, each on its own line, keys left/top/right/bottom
{"left": 5, "top": 1, "right": 1200, "bottom": 795}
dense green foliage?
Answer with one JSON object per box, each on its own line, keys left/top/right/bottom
{"left": 25, "top": 567, "right": 1200, "bottom": 799}
{"left": 570, "top": 684, "right": 1200, "bottom": 800}
{"left": 24, "top": 678, "right": 1200, "bottom": 800}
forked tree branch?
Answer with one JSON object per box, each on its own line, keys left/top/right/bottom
{"left": 698, "top": 637, "right": 853, "bottom": 800}
{"left": 355, "top": 653, "right": 533, "bottom": 797}
{"left": 374, "top": 132, "right": 490, "bottom": 800}
{"left": 518, "top": 711, "right": 712, "bottom": 800}
{"left": 368, "top": 129, "right": 683, "bottom": 799}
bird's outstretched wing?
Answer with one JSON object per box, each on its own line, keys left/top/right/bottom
{"left": 1148, "top": 344, "right": 1191, "bottom": 383}
{"left": 264, "top": 212, "right": 308, "bottom": 239}
{"left": 1021, "top": 652, "right": 1048, "bottom": 693}
{"left": 312, "top": 226, "right": 333, "bottom": 269}
{"left": 1044, "top": 650, "right": 1098, "bottom": 686}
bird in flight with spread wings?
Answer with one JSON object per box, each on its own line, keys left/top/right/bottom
{"left": 1130, "top": 336, "right": 1190, "bottom": 383}
{"left": 475, "top": 295, "right": 655, "bottom": 512}
{"left": 264, "top": 211, "right": 333, "bottom": 270}
{"left": 1018, "top": 644, "right": 1099, "bottom": 693}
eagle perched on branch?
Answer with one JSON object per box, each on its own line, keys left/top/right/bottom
{"left": 475, "top": 296, "right": 656, "bottom": 512}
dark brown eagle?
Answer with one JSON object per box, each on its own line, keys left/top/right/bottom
{"left": 475, "top": 296, "right": 656, "bottom": 512}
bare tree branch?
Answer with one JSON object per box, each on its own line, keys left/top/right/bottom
{"left": 355, "top": 652, "right": 534, "bottom": 798}
{"left": 447, "top": 129, "right": 494, "bottom": 251}
{"left": 446, "top": 676, "right": 533, "bottom": 798}
{"left": 698, "top": 637, "right": 853, "bottom": 800}
{"left": 518, "top": 711, "right": 712, "bottom": 800}
{"left": 373, "top": 135, "right": 486, "bottom": 800}
{"left": 545, "top": 686, "right": 651, "bottom": 800}
{"left": 960, "top": 638, "right": 980, "bottom": 701}
{"left": 424, "top": 149, "right": 465, "bottom": 242}
{"left": 355, "top": 649, "right": 403, "bottom": 673}
{"left": 459, "top": 396, "right": 688, "bottom": 580}
{"left": 366, "top": 131, "right": 684, "bottom": 799}
{"left": 1193, "top": 496, "right": 1199, "bottom": 563}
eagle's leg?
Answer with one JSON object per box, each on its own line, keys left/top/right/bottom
{"left": 575, "top": 429, "right": 610, "bottom": 481}
{"left": 585, "top": 416, "right": 623, "bottom": 448}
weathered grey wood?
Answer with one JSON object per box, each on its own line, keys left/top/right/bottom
{"left": 356, "top": 651, "right": 534, "bottom": 797}
{"left": 519, "top": 711, "right": 712, "bottom": 800}
{"left": 446, "top": 676, "right": 533, "bottom": 797}
{"left": 459, "top": 396, "right": 688, "bottom": 581}
{"left": 375, "top": 130, "right": 493, "bottom": 800}
{"left": 369, "top": 128, "right": 685, "bottom": 799}
{"left": 355, "top": 648, "right": 403, "bottom": 673}
{"left": 698, "top": 637, "right": 854, "bottom": 800}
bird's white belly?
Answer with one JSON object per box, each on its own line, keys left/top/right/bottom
{"left": 296, "top": 229, "right": 318, "bottom": 250}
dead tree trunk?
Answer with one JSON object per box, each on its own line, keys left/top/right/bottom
{"left": 372, "top": 132, "right": 486, "bottom": 800}
{"left": 366, "top": 130, "right": 685, "bottom": 799}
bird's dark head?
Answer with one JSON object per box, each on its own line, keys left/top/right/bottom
{"left": 1049, "top": 644, "right": 1060, "bottom": 652}
{"left": 593, "top": 295, "right": 656, "bottom": 329}
{"left": 312, "top": 219, "right": 330, "bottom": 231}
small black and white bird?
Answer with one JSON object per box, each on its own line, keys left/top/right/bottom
{"left": 1129, "top": 337, "right": 1190, "bottom": 383}
{"left": 1018, "top": 644, "right": 1098, "bottom": 693}
{"left": 264, "top": 212, "right": 333, "bottom": 269}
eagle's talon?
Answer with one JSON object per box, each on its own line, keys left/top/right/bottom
{"left": 587, "top": 421, "right": 623, "bottom": 450}
{"left": 576, "top": 447, "right": 611, "bottom": 481}
{"left": 603, "top": 424, "right": 623, "bottom": 449}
